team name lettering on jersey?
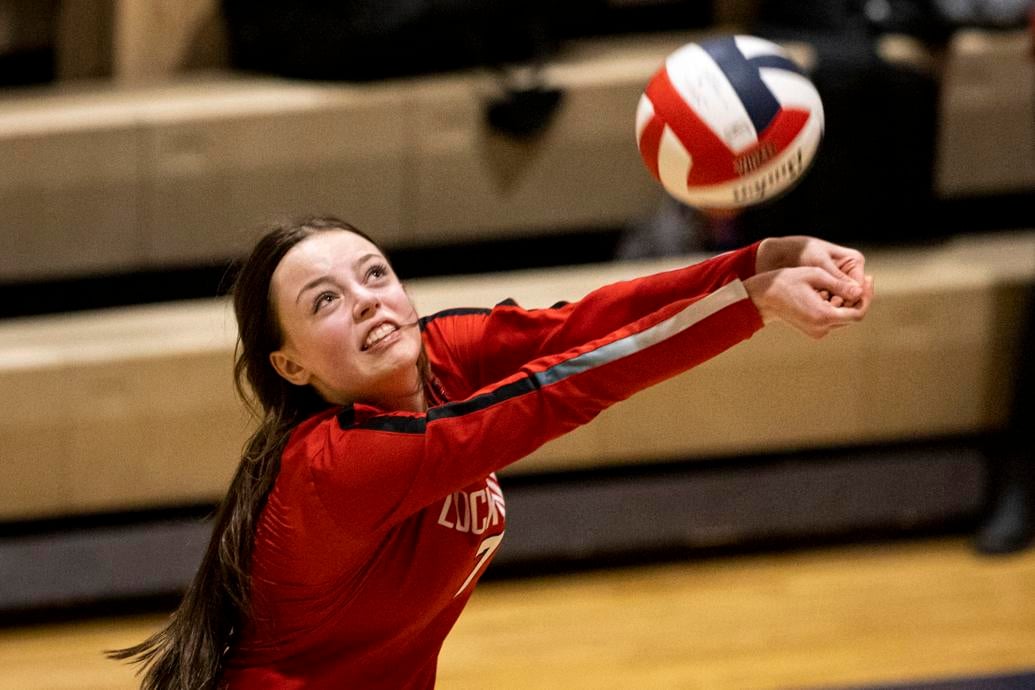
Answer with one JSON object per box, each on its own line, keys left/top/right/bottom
{"left": 437, "top": 476, "right": 505, "bottom": 534}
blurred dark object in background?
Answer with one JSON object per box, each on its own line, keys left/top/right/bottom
{"left": 0, "top": 0, "right": 57, "bottom": 87}
{"left": 220, "top": 0, "right": 713, "bottom": 82}
{"left": 975, "top": 281, "right": 1035, "bottom": 555}
{"left": 221, "top": 0, "right": 558, "bottom": 82}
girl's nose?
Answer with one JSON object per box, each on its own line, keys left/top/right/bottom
{"left": 353, "top": 288, "right": 379, "bottom": 321}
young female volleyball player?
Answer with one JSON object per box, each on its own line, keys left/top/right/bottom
{"left": 111, "top": 216, "right": 873, "bottom": 688}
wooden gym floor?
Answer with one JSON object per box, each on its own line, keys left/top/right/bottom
{"left": 1, "top": 536, "right": 1033, "bottom": 690}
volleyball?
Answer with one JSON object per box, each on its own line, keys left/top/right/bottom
{"left": 636, "top": 35, "right": 824, "bottom": 209}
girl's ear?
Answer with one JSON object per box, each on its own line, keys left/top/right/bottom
{"left": 269, "top": 350, "right": 311, "bottom": 386}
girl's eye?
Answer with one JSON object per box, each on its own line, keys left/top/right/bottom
{"left": 366, "top": 263, "right": 389, "bottom": 281}
{"left": 312, "top": 291, "right": 336, "bottom": 313}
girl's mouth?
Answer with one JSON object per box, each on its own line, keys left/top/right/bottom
{"left": 362, "top": 323, "right": 399, "bottom": 351}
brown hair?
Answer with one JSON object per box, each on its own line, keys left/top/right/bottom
{"left": 109, "top": 216, "right": 391, "bottom": 688}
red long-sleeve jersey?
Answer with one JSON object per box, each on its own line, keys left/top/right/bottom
{"left": 222, "top": 243, "right": 763, "bottom": 688}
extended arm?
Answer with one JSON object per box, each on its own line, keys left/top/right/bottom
{"left": 310, "top": 280, "right": 762, "bottom": 535}
{"left": 423, "top": 242, "right": 761, "bottom": 391}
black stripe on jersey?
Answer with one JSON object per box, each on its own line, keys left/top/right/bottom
{"left": 497, "top": 297, "right": 570, "bottom": 311}
{"left": 341, "top": 408, "right": 426, "bottom": 434}
{"left": 338, "top": 375, "right": 539, "bottom": 434}
{"left": 418, "top": 307, "right": 490, "bottom": 328}
{"left": 429, "top": 376, "right": 539, "bottom": 422}
{"left": 418, "top": 300, "right": 569, "bottom": 330}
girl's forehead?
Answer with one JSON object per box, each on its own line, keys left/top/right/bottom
{"left": 276, "top": 232, "right": 380, "bottom": 278}
{"left": 288, "top": 231, "right": 379, "bottom": 267}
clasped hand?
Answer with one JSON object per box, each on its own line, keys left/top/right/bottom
{"left": 745, "top": 236, "right": 875, "bottom": 339}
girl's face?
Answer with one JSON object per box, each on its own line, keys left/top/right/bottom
{"left": 268, "top": 230, "right": 424, "bottom": 411}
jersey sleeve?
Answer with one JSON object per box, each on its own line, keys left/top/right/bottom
{"left": 305, "top": 277, "right": 763, "bottom": 536}
{"left": 421, "top": 242, "right": 760, "bottom": 391}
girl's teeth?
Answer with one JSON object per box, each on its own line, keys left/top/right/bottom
{"left": 366, "top": 325, "right": 396, "bottom": 349}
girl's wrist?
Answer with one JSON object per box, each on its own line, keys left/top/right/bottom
{"left": 755, "top": 238, "right": 785, "bottom": 275}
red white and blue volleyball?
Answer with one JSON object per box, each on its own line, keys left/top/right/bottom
{"left": 636, "top": 35, "right": 824, "bottom": 209}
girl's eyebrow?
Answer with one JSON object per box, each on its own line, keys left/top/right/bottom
{"left": 353, "top": 252, "right": 380, "bottom": 267}
{"left": 295, "top": 276, "right": 334, "bottom": 304}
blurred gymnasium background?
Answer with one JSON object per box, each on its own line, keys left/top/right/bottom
{"left": 1, "top": 1, "right": 1034, "bottom": 688}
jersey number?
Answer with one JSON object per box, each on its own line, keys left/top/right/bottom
{"left": 455, "top": 533, "right": 504, "bottom": 597}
